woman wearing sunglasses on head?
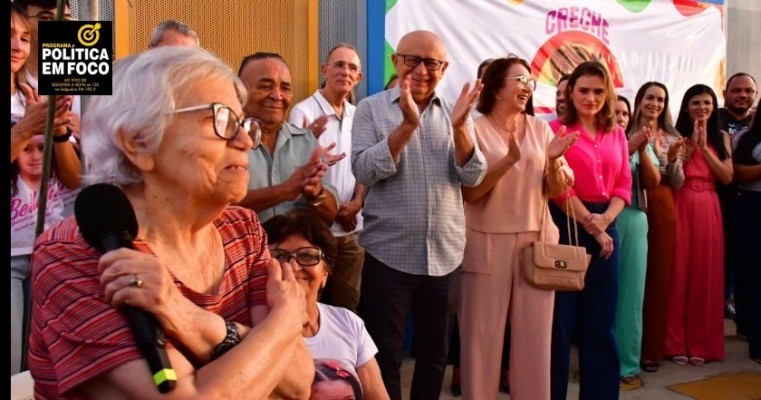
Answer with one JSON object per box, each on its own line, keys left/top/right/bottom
{"left": 263, "top": 208, "right": 390, "bottom": 400}
{"left": 458, "top": 55, "right": 577, "bottom": 400}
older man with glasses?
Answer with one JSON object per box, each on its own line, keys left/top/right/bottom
{"left": 351, "top": 30, "right": 486, "bottom": 400}
{"left": 288, "top": 43, "right": 367, "bottom": 314}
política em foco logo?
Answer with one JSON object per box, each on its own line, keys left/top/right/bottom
{"left": 38, "top": 20, "right": 112, "bottom": 95}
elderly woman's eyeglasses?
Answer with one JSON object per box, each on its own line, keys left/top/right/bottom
{"left": 172, "top": 103, "right": 262, "bottom": 148}
{"left": 270, "top": 247, "right": 323, "bottom": 267}
{"left": 396, "top": 54, "right": 445, "bottom": 72}
{"left": 505, "top": 76, "right": 537, "bottom": 91}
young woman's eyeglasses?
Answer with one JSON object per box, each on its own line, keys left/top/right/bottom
{"left": 172, "top": 103, "right": 261, "bottom": 148}
{"left": 395, "top": 54, "right": 445, "bottom": 72}
{"left": 504, "top": 76, "right": 537, "bottom": 91}
{"left": 270, "top": 247, "right": 324, "bottom": 267}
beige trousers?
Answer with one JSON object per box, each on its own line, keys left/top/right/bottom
{"left": 460, "top": 229, "right": 554, "bottom": 400}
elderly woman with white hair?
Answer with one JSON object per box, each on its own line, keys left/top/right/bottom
{"left": 28, "top": 46, "right": 314, "bottom": 399}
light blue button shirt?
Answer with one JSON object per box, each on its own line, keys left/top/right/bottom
{"left": 351, "top": 87, "right": 487, "bottom": 276}
{"left": 247, "top": 122, "right": 337, "bottom": 222}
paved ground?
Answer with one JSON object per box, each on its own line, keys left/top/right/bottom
{"left": 401, "top": 319, "right": 761, "bottom": 399}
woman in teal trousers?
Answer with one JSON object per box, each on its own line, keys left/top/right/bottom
{"left": 614, "top": 95, "right": 661, "bottom": 389}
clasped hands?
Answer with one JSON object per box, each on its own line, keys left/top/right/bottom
{"left": 691, "top": 119, "right": 709, "bottom": 151}
{"left": 397, "top": 74, "right": 483, "bottom": 132}
{"left": 582, "top": 213, "right": 614, "bottom": 260}
{"left": 628, "top": 125, "right": 652, "bottom": 156}
{"left": 651, "top": 124, "right": 686, "bottom": 163}
{"left": 16, "top": 82, "right": 74, "bottom": 137}
{"left": 285, "top": 145, "right": 345, "bottom": 202}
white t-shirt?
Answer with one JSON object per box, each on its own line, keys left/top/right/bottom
{"left": 289, "top": 91, "right": 363, "bottom": 236}
{"left": 11, "top": 79, "right": 80, "bottom": 221}
{"left": 10, "top": 178, "right": 74, "bottom": 256}
{"left": 305, "top": 302, "right": 378, "bottom": 375}
{"left": 11, "top": 92, "right": 25, "bottom": 123}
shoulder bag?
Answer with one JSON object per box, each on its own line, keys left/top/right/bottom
{"left": 522, "top": 191, "right": 591, "bottom": 291}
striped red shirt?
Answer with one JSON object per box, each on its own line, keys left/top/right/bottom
{"left": 28, "top": 206, "right": 269, "bottom": 399}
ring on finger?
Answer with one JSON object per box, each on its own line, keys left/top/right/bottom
{"left": 128, "top": 275, "right": 144, "bottom": 288}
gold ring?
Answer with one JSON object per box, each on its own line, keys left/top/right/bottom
{"left": 128, "top": 275, "right": 143, "bottom": 288}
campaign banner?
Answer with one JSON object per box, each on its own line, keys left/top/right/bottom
{"left": 384, "top": 0, "right": 725, "bottom": 119}
{"left": 38, "top": 21, "right": 113, "bottom": 95}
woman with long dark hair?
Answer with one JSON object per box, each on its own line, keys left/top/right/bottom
{"left": 626, "top": 81, "right": 685, "bottom": 373}
{"left": 549, "top": 61, "right": 631, "bottom": 400}
{"left": 665, "top": 84, "right": 732, "bottom": 366}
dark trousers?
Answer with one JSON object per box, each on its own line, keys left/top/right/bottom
{"left": 550, "top": 202, "right": 621, "bottom": 400}
{"left": 359, "top": 252, "right": 460, "bottom": 400}
{"left": 718, "top": 183, "right": 738, "bottom": 301}
{"left": 733, "top": 190, "right": 761, "bottom": 358}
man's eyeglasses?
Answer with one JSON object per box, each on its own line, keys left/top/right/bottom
{"left": 270, "top": 247, "right": 324, "bottom": 267}
{"left": 396, "top": 54, "right": 445, "bottom": 72}
{"left": 28, "top": 11, "right": 73, "bottom": 21}
{"left": 505, "top": 76, "right": 537, "bottom": 91}
{"left": 172, "top": 103, "right": 261, "bottom": 148}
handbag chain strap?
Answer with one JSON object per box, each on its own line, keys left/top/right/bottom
{"left": 540, "top": 175, "right": 580, "bottom": 246}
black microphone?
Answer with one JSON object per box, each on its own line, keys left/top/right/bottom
{"left": 75, "top": 183, "right": 177, "bottom": 393}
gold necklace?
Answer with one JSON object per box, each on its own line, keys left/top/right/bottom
{"left": 488, "top": 115, "right": 517, "bottom": 133}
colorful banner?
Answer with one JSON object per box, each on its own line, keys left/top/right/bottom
{"left": 384, "top": 0, "right": 726, "bottom": 119}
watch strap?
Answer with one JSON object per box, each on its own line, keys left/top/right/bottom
{"left": 211, "top": 321, "right": 241, "bottom": 360}
{"left": 53, "top": 128, "right": 73, "bottom": 143}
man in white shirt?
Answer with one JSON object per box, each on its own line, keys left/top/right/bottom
{"left": 289, "top": 44, "right": 366, "bottom": 312}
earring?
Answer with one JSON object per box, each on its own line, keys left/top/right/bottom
{"left": 497, "top": 96, "right": 501, "bottom": 101}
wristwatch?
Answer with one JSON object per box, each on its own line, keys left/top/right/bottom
{"left": 211, "top": 321, "right": 241, "bottom": 360}
{"left": 53, "top": 127, "right": 72, "bottom": 143}
{"left": 309, "top": 186, "right": 326, "bottom": 207}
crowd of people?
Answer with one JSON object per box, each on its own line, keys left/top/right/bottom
{"left": 9, "top": 1, "right": 761, "bottom": 399}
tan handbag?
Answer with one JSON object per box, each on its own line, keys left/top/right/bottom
{"left": 522, "top": 193, "right": 591, "bottom": 291}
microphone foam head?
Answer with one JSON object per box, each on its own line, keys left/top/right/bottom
{"left": 75, "top": 183, "right": 138, "bottom": 250}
